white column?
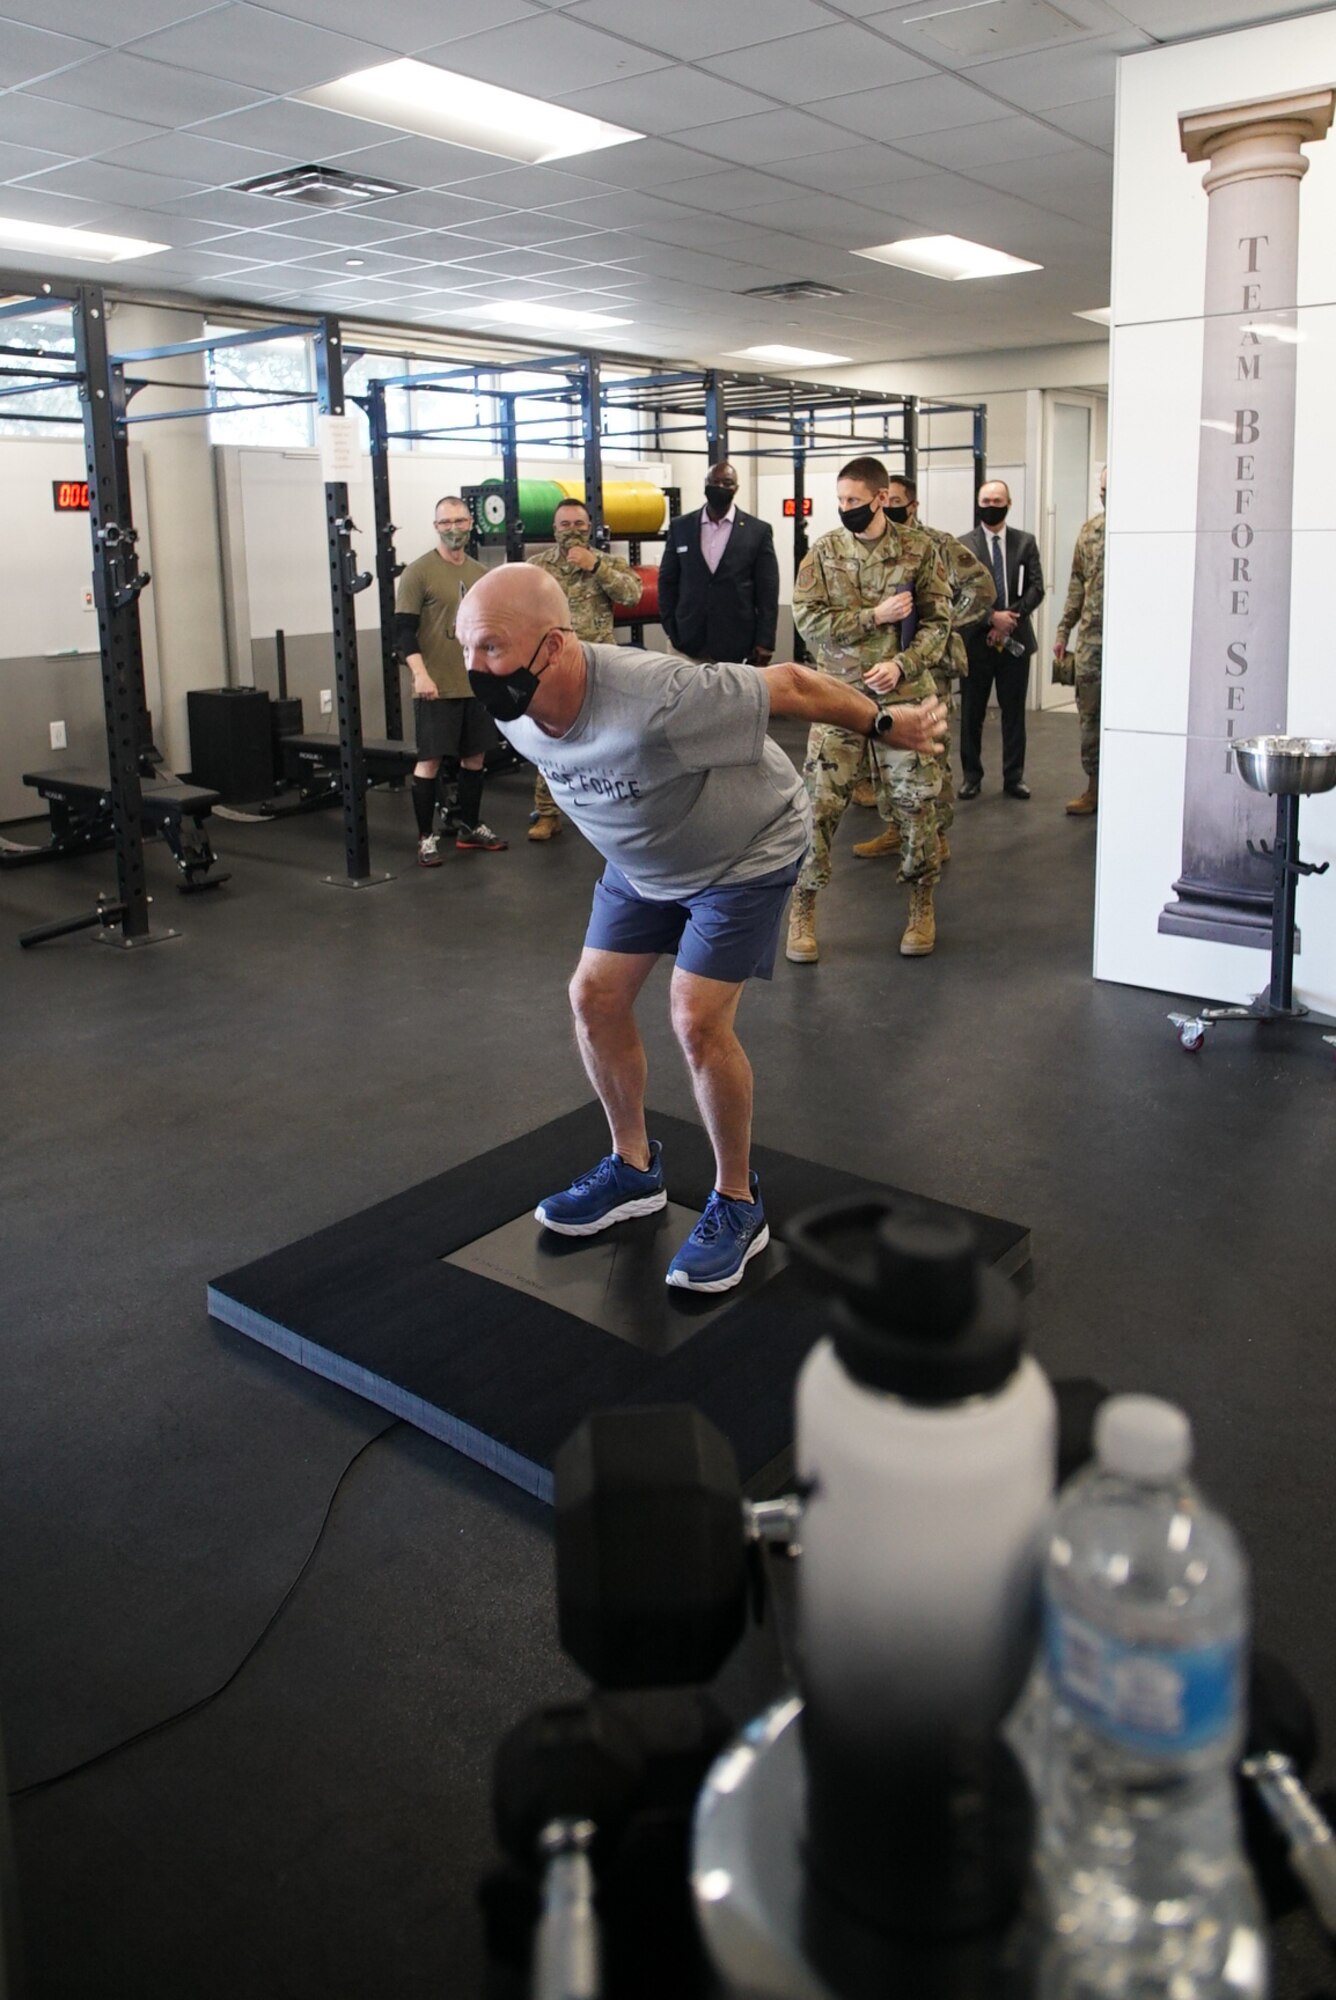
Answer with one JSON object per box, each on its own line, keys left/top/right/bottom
{"left": 1160, "top": 88, "right": 1334, "bottom": 946}
{"left": 106, "top": 301, "right": 228, "bottom": 773}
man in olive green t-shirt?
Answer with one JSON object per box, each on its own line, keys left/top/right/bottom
{"left": 394, "top": 495, "right": 506, "bottom": 863}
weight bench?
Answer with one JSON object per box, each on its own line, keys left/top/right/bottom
{"left": 263, "top": 734, "right": 418, "bottom": 813}
{"left": 5, "top": 767, "right": 229, "bottom": 892}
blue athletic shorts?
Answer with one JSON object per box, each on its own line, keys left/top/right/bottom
{"left": 584, "top": 860, "right": 801, "bottom": 984}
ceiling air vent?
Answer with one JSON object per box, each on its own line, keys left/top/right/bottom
{"left": 741, "top": 280, "right": 849, "bottom": 301}
{"left": 233, "top": 164, "right": 412, "bottom": 208}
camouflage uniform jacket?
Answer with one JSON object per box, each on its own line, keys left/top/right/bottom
{"left": 525, "top": 545, "right": 643, "bottom": 644}
{"left": 920, "top": 521, "right": 996, "bottom": 678}
{"left": 1055, "top": 511, "right": 1104, "bottom": 663}
{"left": 792, "top": 522, "right": 951, "bottom": 705}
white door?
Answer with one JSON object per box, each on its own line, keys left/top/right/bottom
{"left": 1037, "top": 393, "right": 1100, "bottom": 711}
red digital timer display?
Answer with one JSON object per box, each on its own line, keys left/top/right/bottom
{"left": 52, "top": 480, "right": 90, "bottom": 512}
{"left": 782, "top": 497, "right": 813, "bottom": 518}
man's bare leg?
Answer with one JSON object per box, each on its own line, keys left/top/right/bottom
{"left": 668, "top": 969, "right": 752, "bottom": 1200}
{"left": 568, "top": 947, "right": 660, "bottom": 1169}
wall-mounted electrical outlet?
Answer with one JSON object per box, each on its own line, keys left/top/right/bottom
{"left": 320, "top": 689, "right": 334, "bottom": 714}
{"left": 50, "top": 720, "right": 67, "bottom": 750}
{"left": 82, "top": 588, "right": 94, "bottom": 612}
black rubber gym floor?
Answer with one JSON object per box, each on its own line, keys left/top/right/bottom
{"left": 2, "top": 711, "right": 1334, "bottom": 1999}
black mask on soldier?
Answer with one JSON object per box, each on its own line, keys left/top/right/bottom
{"left": 978, "top": 503, "right": 1009, "bottom": 528}
{"left": 839, "top": 500, "right": 878, "bottom": 535}
{"left": 886, "top": 504, "right": 911, "bottom": 526}
{"left": 704, "top": 483, "right": 735, "bottom": 518}
{"left": 468, "top": 628, "right": 562, "bottom": 725}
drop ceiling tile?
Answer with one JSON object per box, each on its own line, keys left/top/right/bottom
{"left": 0, "top": 22, "right": 102, "bottom": 90}
{"left": 91, "top": 207, "right": 248, "bottom": 248}
{"left": 706, "top": 23, "right": 934, "bottom": 102}
{"left": 557, "top": 138, "right": 741, "bottom": 190}
{"left": 281, "top": 246, "right": 437, "bottom": 276}
{"left": 0, "top": 93, "right": 166, "bottom": 154}
{"left": 438, "top": 212, "right": 602, "bottom": 248}
{"left": 958, "top": 35, "right": 1139, "bottom": 113}
{"left": 155, "top": 191, "right": 335, "bottom": 231}
{"left": 722, "top": 190, "right": 925, "bottom": 250}
{"left": 311, "top": 134, "right": 518, "bottom": 188}
{"left": 983, "top": 148, "right": 1112, "bottom": 218}
{"left": 100, "top": 132, "right": 296, "bottom": 185}
{"left": 0, "top": 182, "right": 106, "bottom": 226}
{"left": 666, "top": 166, "right": 810, "bottom": 215}
{"left": 0, "top": 0, "right": 221, "bottom": 38}
{"left": 0, "top": 141, "right": 69, "bottom": 181}
{"left": 124, "top": 243, "right": 273, "bottom": 277}
{"left": 185, "top": 99, "right": 399, "bottom": 161}
{"left": 1107, "top": 0, "right": 1321, "bottom": 27}
{"left": 433, "top": 164, "right": 621, "bottom": 207}
{"left": 670, "top": 109, "right": 849, "bottom": 167}
{"left": 781, "top": 145, "right": 941, "bottom": 194}
{"left": 1044, "top": 96, "right": 1115, "bottom": 149}
{"left": 29, "top": 53, "right": 266, "bottom": 128}
{"left": 340, "top": 191, "right": 511, "bottom": 229}
{"left": 561, "top": 0, "right": 830, "bottom": 60}
{"left": 440, "top": 246, "right": 599, "bottom": 279}
{"left": 555, "top": 68, "right": 772, "bottom": 139}
{"left": 17, "top": 160, "right": 211, "bottom": 208}
{"left": 823, "top": 74, "right": 997, "bottom": 144}
{"left": 414, "top": 15, "right": 671, "bottom": 97}
{"left": 182, "top": 228, "right": 343, "bottom": 263}
{"left": 542, "top": 189, "right": 713, "bottom": 230}
{"left": 260, "top": 0, "right": 542, "bottom": 48}
{"left": 127, "top": 7, "right": 389, "bottom": 94}
{"left": 898, "top": 112, "right": 1091, "bottom": 172}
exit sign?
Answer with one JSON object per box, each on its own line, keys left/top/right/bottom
{"left": 52, "top": 480, "right": 90, "bottom": 512}
{"left": 782, "top": 497, "right": 812, "bottom": 518}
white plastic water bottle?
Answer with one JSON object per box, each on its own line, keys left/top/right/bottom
{"left": 1038, "top": 1395, "right": 1267, "bottom": 1999}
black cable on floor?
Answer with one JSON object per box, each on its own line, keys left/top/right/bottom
{"left": 7, "top": 1418, "right": 401, "bottom": 1802}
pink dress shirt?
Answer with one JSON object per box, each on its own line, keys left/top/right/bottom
{"left": 700, "top": 502, "right": 736, "bottom": 574}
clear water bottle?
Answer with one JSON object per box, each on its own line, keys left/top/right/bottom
{"left": 1037, "top": 1395, "right": 1266, "bottom": 1999}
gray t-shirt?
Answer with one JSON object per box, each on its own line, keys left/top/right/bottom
{"left": 500, "top": 644, "right": 810, "bottom": 900}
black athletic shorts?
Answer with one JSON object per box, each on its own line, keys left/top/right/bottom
{"left": 413, "top": 695, "right": 498, "bottom": 762}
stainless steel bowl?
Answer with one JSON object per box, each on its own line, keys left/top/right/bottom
{"left": 1233, "top": 736, "right": 1336, "bottom": 796}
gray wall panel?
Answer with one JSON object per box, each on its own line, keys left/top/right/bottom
{"left": 0, "top": 655, "right": 108, "bottom": 824}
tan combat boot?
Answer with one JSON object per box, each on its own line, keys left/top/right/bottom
{"left": 900, "top": 881, "right": 936, "bottom": 957}
{"left": 853, "top": 823, "right": 902, "bottom": 859}
{"left": 528, "top": 814, "right": 563, "bottom": 841}
{"left": 786, "top": 888, "right": 819, "bottom": 963}
{"left": 1065, "top": 784, "right": 1097, "bottom": 816}
{"left": 852, "top": 778, "right": 877, "bottom": 809}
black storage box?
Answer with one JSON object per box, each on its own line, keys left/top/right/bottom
{"left": 187, "top": 687, "right": 274, "bottom": 801}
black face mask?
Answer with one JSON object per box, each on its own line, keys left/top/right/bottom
{"left": 839, "top": 501, "right": 878, "bottom": 535}
{"left": 468, "top": 629, "right": 560, "bottom": 724}
{"left": 886, "top": 504, "right": 911, "bottom": 526}
{"left": 704, "top": 484, "right": 736, "bottom": 518}
{"left": 978, "top": 504, "right": 1009, "bottom": 528}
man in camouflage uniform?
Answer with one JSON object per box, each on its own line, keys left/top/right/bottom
{"left": 852, "top": 471, "right": 995, "bottom": 867}
{"left": 525, "top": 497, "right": 643, "bottom": 840}
{"left": 789, "top": 455, "right": 952, "bottom": 961}
{"left": 1053, "top": 464, "right": 1106, "bottom": 816}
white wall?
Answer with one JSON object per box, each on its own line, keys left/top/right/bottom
{"left": 1097, "top": 12, "right": 1336, "bottom": 1017}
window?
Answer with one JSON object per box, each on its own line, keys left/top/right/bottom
{"left": 0, "top": 313, "right": 81, "bottom": 435}
{"left": 206, "top": 327, "right": 315, "bottom": 447}
{"left": 494, "top": 368, "right": 578, "bottom": 461}
{"left": 342, "top": 350, "right": 413, "bottom": 452}
{"left": 409, "top": 370, "right": 498, "bottom": 456}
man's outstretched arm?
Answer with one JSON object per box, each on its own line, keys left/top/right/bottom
{"left": 760, "top": 662, "right": 947, "bottom": 754}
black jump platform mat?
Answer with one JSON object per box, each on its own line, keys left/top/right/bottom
{"left": 208, "top": 1106, "right": 1031, "bottom": 1504}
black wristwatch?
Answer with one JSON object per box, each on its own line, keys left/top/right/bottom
{"left": 872, "top": 709, "right": 896, "bottom": 741}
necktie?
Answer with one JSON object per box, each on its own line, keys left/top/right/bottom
{"left": 989, "top": 533, "right": 1007, "bottom": 609}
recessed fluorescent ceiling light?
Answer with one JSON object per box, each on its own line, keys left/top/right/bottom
{"left": 1074, "top": 306, "right": 1111, "bottom": 324}
{"left": 462, "top": 302, "right": 631, "bottom": 330}
{"left": 854, "top": 235, "right": 1041, "bottom": 280}
{"left": 300, "top": 59, "right": 642, "bottom": 165}
{"left": 728, "top": 344, "right": 851, "bottom": 365}
{"left": 0, "top": 217, "right": 167, "bottom": 264}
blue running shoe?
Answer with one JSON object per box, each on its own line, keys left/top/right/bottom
{"left": 666, "top": 1176, "right": 769, "bottom": 1292}
{"left": 535, "top": 1141, "right": 666, "bottom": 1236}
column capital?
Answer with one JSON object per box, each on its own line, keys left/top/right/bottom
{"left": 1180, "top": 87, "right": 1334, "bottom": 193}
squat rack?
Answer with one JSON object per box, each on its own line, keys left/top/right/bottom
{"left": 358, "top": 351, "right": 986, "bottom": 673}
{"left": 0, "top": 273, "right": 165, "bottom": 946}
{"left": 2, "top": 297, "right": 388, "bottom": 913}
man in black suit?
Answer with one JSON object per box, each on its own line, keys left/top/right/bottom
{"left": 658, "top": 461, "right": 780, "bottom": 666}
{"left": 959, "top": 478, "right": 1045, "bottom": 799}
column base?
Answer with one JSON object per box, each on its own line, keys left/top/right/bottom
{"left": 1158, "top": 875, "right": 1289, "bottom": 951}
